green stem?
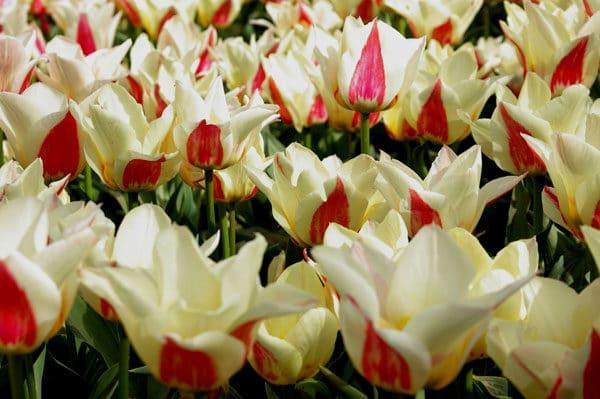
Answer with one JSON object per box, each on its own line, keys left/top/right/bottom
{"left": 218, "top": 203, "right": 230, "bottom": 259}
{"left": 229, "top": 204, "right": 237, "bottom": 256}
{"left": 7, "top": 355, "right": 25, "bottom": 399}
{"left": 303, "top": 130, "right": 312, "bottom": 150}
{"left": 360, "top": 113, "right": 370, "bottom": 155}
{"left": 24, "top": 355, "right": 36, "bottom": 399}
{"left": 117, "top": 335, "right": 130, "bottom": 399}
{"left": 0, "top": 130, "right": 5, "bottom": 166}
{"left": 205, "top": 169, "right": 216, "bottom": 235}
{"left": 398, "top": 17, "right": 407, "bottom": 37}
{"left": 530, "top": 177, "right": 544, "bottom": 233}
{"left": 85, "top": 165, "right": 93, "bottom": 201}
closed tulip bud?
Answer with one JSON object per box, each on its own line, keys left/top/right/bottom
{"left": 464, "top": 72, "right": 591, "bottom": 175}
{"left": 386, "top": 0, "right": 483, "bottom": 45}
{"left": 486, "top": 277, "right": 600, "bottom": 399}
{"left": 197, "top": 0, "right": 242, "bottom": 28}
{"left": 0, "top": 33, "right": 37, "bottom": 94}
{"left": 36, "top": 36, "right": 131, "bottom": 101}
{"left": 312, "top": 226, "right": 534, "bottom": 393}
{"left": 322, "top": 16, "right": 424, "bottom": 114}
{"left": 376, "top": 146, "right": 524, "bottom": 236}
{"left": 71, "top": 83, "right": 180, "bottom": 191}
{"left": 501, "top": 0, "right": 600, "bottom": 95}
{"left": 173, "top": 76, "right": 279, "bottom": 170}
{"left": 405, "top": 48, "right": 498, "bottom": 144}
{"left": 46, "top": 0, "right": 122, "bottom": 54}
{"left": 249, "top": 261, "right": 338, "bottom": 385}
{"left": 246, "top": 143, "right": 383, "bottom": 247}
{"left": 82, "top": 232, "right": 318, "bottom": 391}
{"left": 0, "top": 83, "right": 85, "bottom": 182}
{"left": 263, "top": 51, "right": 328, "bottom": 132}
{"left": 0, "top": 197, "right": 97, "bottom": 354}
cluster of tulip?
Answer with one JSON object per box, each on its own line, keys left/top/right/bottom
{"left": 0, "top": 0, "right": 599, "bottom": 398}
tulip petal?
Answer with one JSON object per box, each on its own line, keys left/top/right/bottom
{"left": 309, "top": 177, "right": 350, "bottom": 244}
{"left": 76, "top": 13, "right": 97, "bottom": 56}
{"left": 550, "top": 36, "right": 589, "bottom": 94}
{"left": 187, "top": 120, "right": 224, "bottom": 168}
{"left": 37, "top": 111, "right": 81, "bottom": 181}
{"left": 416, "top": 80, "right": 448, "bottom": 143}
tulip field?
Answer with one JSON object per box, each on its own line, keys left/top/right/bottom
{"left": 2, "top": 0, "right": 600, "bottom": 398}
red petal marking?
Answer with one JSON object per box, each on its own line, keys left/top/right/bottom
{"left": 416, "top": 79, "right": 448, "bottom": 143}
{"left": 362, "top": 318, "right": 412, "bottom": 391}
{"left": 583, "top": 0, "right": 594, "bottom": 17}
{"left": 195, "top": 49, "right": 214, "bottom": 77}
{"left": 186, "top": 120, "right": 224, "bottom": 168}
{"left": 206, "top": 28, "right": 218, "bottom": 47}
{"left": 34, "top": 32, "right": 45, "bottom": 54}
{"left": 268, "top": 78, "right": 293, "bottom": 125}
{"left": 309, "top": 177, "right": 350, "bottom": 244}
{"left": 212, "top": 0, "right": 232, "bottom": 28}
{"left": 243, "top": 186, "right": 259, "bottom": 202}
{"left": 499, "top": 103, "right": 546, "bottom": 173}
{"left": 115, "top": 0, "right": 141, "bottom": 27}
{"left": 500, "top": 25, "right": 528, "bottom": 79}
{"left": 153, "top": 84, "right": 167, "bottom": 118}
{"left": 213, "top": 174, "right": 225, "bottom": 201}
{"left": 76, "top": 13, "right": 97, "bottom": 56}
{"left": 18, "top": 67, "right": 34, "bottom": 94}
{"left": 348, "top": 20, "right": 386, "bottom": 107}
{"left": 127, "top": 76, "right": 144, "bottom": 104}
{"left": 307, "top": 95, "right": 328, "bottom": 125}
{"left": 252, "top": 341, "right": 280, "bottom": 382}
{"left": 550, "top": 37, "right": 589, "bottom": 94}
{"left": 547, "top": 376, "right": 562, "bottom": 399}
{"left": 230, "top": 321, "right": 256, "bottom": 351}
{"left": 409, "top": 188, "right": 442, "bottom": 236}
{"left": 583, "top": 329, "right": 600, "bottom": 399}
{"left": 38, "top": 111, "right": 80, "bottom": 181}
{"left": 431, "top": 19, "right": 453, "bottom": 45}
{"left": 100, "top": 299, "right": 117, "bottom": 320}
{"left": 591, "top": 201, "right": 600, "bottom": 229}
{"left": 157, "top": 8, "right": 176, "bottom": 37}
{"left": 355, "top": 0, "right": 379, "bottom": 21}
{"left": 31, "top": 0, "right": 45, "bottom": 15}
{"left": 122, "top": 156, "right": 165, "bottom": 191}
{"left": 251, "top": 64, "right": 266, "bottom": 95}
{"left": 159, "top": 337, "right": 218, "bottom": 390}
{"left": 543, "top": 186, "right": 581, "bottom": 238}
{"left": 352, "top": 111, "right": 382, "bottom": 129}
{"left": 298, "top": 3, "right": 313, "bottom": 26}
{"left": 0, "top": 260, "right": 37, "bottom": 347}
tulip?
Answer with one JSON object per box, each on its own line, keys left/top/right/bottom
{"left": 197, "top": 0, "right": 242, "bottom": 28}
{"left": 81, "top": 232, "right": 317, "bottom": 391}
{"left": 36, "top": 36, "right": 131, "bottom": 101}
{"left": 262, "top": 0, "right": 342, "bottom": 35}
{"left": 385, "top": 0, "right": 484, "bottom": 45}
{"left": 0, "top": 33, "right": 37, "bottom": 94}
{"left": 0, "top": 159, "right": 71, "bottom": 203}
{"left": 248, "top": 261, "right": 338, "bottom": 385}
{"left": 246, "top": 143, "right": 384, "bottom": 247}
{"left": 45, "top": 0, "right": 122, "bottom": 54}
{"left": 263, "top": 51, "right": 328, "bottom": 132}
{"left": 70, "top": 83, "right": 180, "bottom": 192}
{"left": 404, "top": 48, "right": 498, "bottom": 144}
{"left": 501, "top": 0, "right": 600, "bottom": 95}
{"left": 0, "top": 197, "right": 96, "bottom": 354}
{"left": 464, "top": 73, "right": 591, "bottom": 175}
{"left": 0, "top": 83, "right": 85, "bottom": 182}
{"left": 311, "top": 225, "right": 533, "bottom": 393}
{"left": 486, "top": 276, "right": 600, "bottom": 399}
{"left": 523, "top": 126, "right": 600, "bottom": 239}
{"left": 376, "top": 146, "right": 525, "bottom": 236}
{"left": 328, "top": 0, "right": 383, "bottom": 21}
{"left": 114, "top": 0, "right": 196, "bottom": 39}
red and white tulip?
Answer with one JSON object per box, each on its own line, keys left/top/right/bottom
{"left": 197, "top": 0, "right": 242, "bottom": 28}
{"left": 0, "top": 33, "right": 37, "bottom": 93}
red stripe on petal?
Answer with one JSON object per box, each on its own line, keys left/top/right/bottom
{"left": 38, "top": 111, "right": 80, "bottom": 181}
{"left": 122, "top": 156, "right": 165, "bottom": 191}
{"left": 195, "top": 49, "right": 214, "bottom": 77}
{"left": 583, "top": 329, "right": 600, "bottom": 399}
{"left": 251, "top": 64, "right": 266, "bottom": 95}
{"left": 154, "top": 84, "right": 167, "bottom": 118}
{"left": 431, "top": 19, "right": 453, "bottom": 45}
{"left": 18, "top": 67, "right": 34, "bottom": 94}
{"left": 583, "top": 0, "right": 594, "bottom": 17}
{"left": 355, "top": 0, "right": 378, "bottom": 21}
{"left": 100, "top": 299, "right": 117, "bottom": 320}
{"left": 268, "top": 78, "right": 293, "bottom": 125}
{"left": 187, "top": 120, "right": 224, "bottom": 169}
{"left": 115, "top": 0, "right": 141, "bottom": 27}
{"left": 591, "top": 201, "right": 600, "bottom": 229}
{"left": 499, "top": 103, "right": 546, "bottom": 174}
{"left": 362, "top": 318, "right": 412, "bottom": 391}
{"left": 409, "top": 188, "right": 442, "bottom": 236}
{"left": 309, "top": 177, "right": 350, "bottom": 245}
{"left": 550, "top": 37, "right": 589, "bottom": 94}
{"left": 159, "top": 337, "right": 218, "bottom": 390}
{"left": 157, "top": 8, "right": 176, "bottom": 37}
{"left": 298, "top": 3, "right": 313, "bottom": 26}
{"left": 252, "top": 341, "right": 280, "bottom": 382}
{"left": 127, "top": 76, "right": 144, "bottom": 104}
{"left": 76, "top": 13, "right": 97, "bottom": 56}
{"left": 213, "top": 174, "right": 225, "bottom": 201}
{"left": 416, "top": 80, "right": 448, "bottom": 143}
{"left": 307, "top": 94, "right": 328, "bottom": 125}
{"left": 348, "top": 20, "right": 386, "bottom": 108}
{"left": 212, "top": 0, "right": 232, "bottom": 28}
{"left": 0, "top": 260, "right": 37, "bottom": 347}
{"left": 547, "top": 376, "right": 562, "bottom": 399}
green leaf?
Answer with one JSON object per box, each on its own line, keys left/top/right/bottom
{"left": 67, "top": 296, "right": 120, "bottom": 366}
{"left": 129, "top": 366, "right": 151, "bottom": 374}
{"left": 472, "top": 375, "right": 511, "bottom": 399}
{"left": 265, "top": 383, "right": 280, "bottom": 399}
{"left": 89, "top": 364, "right": 118, "bottom": 399}
{"left": 319, "top": 366, "right": 368, "bottom": 399}
{"left": 33, "top": 346, "right": 46, "bottom": 399}
{"left": 262, "top": 127, "right": 285, "bottom": 156}
{"left": 294, "top": 378, "right": 331, "bottom": 398}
